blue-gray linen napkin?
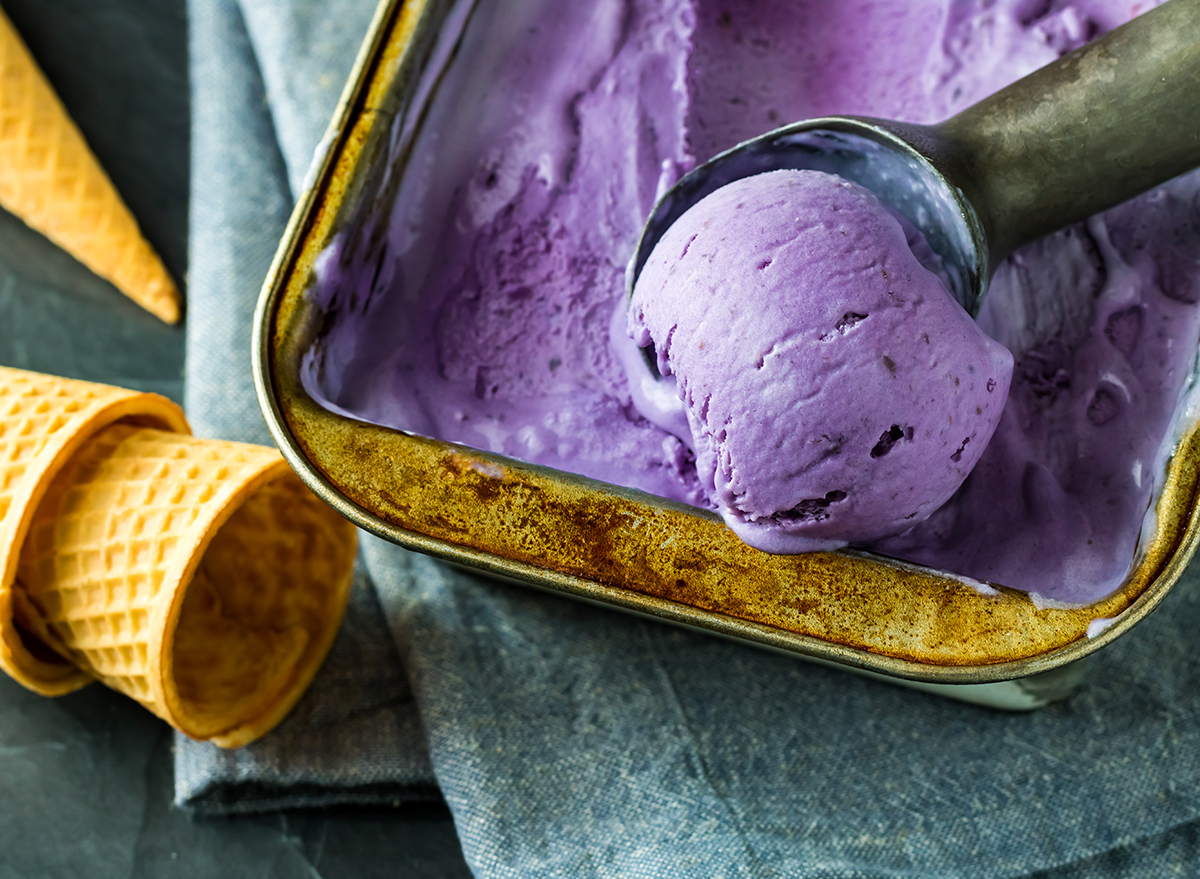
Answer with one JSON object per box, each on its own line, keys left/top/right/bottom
{"left": 176, "top": 0, "right": 437, "bottom": 813}
{"left": 178, "top": 0, "right": 1200, "bottom": 875}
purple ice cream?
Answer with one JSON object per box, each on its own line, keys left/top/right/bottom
{"left": 627, "top": 169, "right": 1013, "bottom": 552}
{"left": 305, "top": 0, "right": 1200, "bottom": 604}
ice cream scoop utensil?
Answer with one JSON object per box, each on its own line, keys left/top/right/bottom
{"left": 628, "top": 0, "right": 1200, "bottom": 320}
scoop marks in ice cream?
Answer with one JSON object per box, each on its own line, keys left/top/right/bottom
{"left": 628, "top": 169, "right": 1014, "bottom": 552}
{"left": 306, "top": 0, "right": 1200, "bottom": 603}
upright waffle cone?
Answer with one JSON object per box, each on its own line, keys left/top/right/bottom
{"left": 0, "top": 7, "right": 182, "bottom": 323}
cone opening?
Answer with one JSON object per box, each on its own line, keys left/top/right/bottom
{"left": 165, "top": 471, "right": 356, "bottom": 742}
{"left": 0, "top": 587, "right": 88, "bottom": 695}
{"left": 12, "top": 617, "right": 69, "bottom": 665}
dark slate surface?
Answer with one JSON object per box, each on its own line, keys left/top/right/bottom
{"left": 0, "top": 1, "right": 469, "bottom": 875}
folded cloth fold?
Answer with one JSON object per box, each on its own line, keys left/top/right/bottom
{"left": 181, "top": 0, "right": 1200, "bottom": 875}
{"left": 175, "top": 0, "right": 436, "bottom": 812}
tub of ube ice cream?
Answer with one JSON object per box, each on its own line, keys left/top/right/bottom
{"left": 254, "top": 0, "right": 1200, "bottom": 707}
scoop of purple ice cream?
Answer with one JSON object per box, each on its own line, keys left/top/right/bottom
{"left": 627, "top": 169, "right": 1014, "bottom": 553}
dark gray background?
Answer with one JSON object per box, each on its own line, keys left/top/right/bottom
{"left": 0, "top": 2, "right": 468, "bottom": 874}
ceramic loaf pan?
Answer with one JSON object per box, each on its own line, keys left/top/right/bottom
{"left": 252, "top": 0, "right": 1200, "bottom": 708}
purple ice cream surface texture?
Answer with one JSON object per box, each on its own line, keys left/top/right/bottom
{"left": 628, "top": 169, "right": 1015, "bottom": 553}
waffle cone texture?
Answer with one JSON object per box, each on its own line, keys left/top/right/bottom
{"left": 0, "top": 367, "right": 357, "bottom": 748}
{"left": 0, "top": 6, "right": 182, "bottom": 323}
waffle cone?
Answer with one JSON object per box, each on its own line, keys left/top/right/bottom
{"left": 14, "top": 424, "right": 357, "bottom": 747}
{"left": 0, "top": 7, "right": 182, "bottom": 323}
{"left": 0, "top": 366, "right": 357, "bottom": 747}
{"left": 0, "top": 366, "right": 188, "bottom": 693}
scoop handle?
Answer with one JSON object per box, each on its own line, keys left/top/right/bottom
{"left": 935, "top": 0, "right": 1200, "bottom": 267}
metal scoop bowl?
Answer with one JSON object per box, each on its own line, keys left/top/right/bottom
{"left": 627, "top": 0, "right": 1200, "bottom": 324}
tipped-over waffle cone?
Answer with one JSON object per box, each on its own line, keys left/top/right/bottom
{"left": 14, "top": 424, "right": 357, "bottom": 747}
{"left": 0, "top": 366, "right": 357, "bottom": 747}
{"left": 0, "top": 366, "right": 187, "bottom": 693}
{"left": 0, "top": 7, "right": 182, "bottom": 323}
